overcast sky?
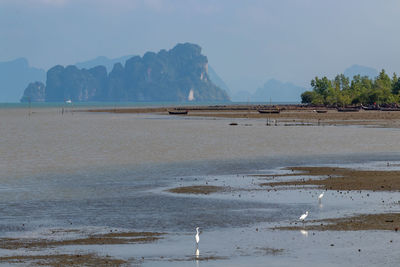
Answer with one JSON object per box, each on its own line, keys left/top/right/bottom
{"left": 1, "top": 0, "right": 400, "bottom": 92}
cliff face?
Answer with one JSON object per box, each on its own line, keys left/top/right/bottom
{"left": 22, "top": 43, "right": 229, "bottom": 102}
{"left": 106, "top": 43, "right": 228, "bottom": 101}
{"left": 20, "top": 81, "right": 46, "bottom": 102}
{"left": 45, "top": 65, "right": 107, "bottom": 102}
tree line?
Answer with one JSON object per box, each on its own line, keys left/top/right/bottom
{"left": 301, "top": 69, "right": 400, "bottom": 106}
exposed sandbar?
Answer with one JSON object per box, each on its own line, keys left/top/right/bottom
{"left": 0, "top": 254, "right": 128, "bottom": 267}
{"left": 167, "top": 185, "right": 227, "bottom": 194}
{"left": 260, "top": 167, "right": 400, "bottom": 191}
{"left": 0, "top": 231, "right": 164, "bottom": 250}
{"left": 274, "top": 213, "right": 400, "bottom": 231}
{"left": 87, "top": 105, "right": 400, "bottom": 128}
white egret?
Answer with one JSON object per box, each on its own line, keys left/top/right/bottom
{"left": 318, "top": 192, "right": 324, "bottom": 202}
{"left": 195, "top": 227, "right": 200, "bottom": 247}
{"left": 299, "top": 211, "right": 308, "bottom": 222}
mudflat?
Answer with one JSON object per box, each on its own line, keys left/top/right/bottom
{"left": 261, "top": 166, "right": 400, "bottom": 232}
{"left": 167, "top": 185, "right": 227, "bottom": 194}
{"left": 87, "top": 105, "right": 400, "bottom": 128}
{"left": 0, "top": 231, "right": 164, "bottom": 250}
{"left": 0, "top": 254, "right": 128, "bottom": 267}
{"left": 259, "top": 166, "right": 400, "bottom": 191}
{"left": 0, "top": 231, "right": 164, "bottom": 266}
{"left": 274, "top": 213, "right": 400, "bottom": 231}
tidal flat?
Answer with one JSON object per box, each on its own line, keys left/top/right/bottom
{"left": 0, "top": 106, "right": 400, "bottom": 266}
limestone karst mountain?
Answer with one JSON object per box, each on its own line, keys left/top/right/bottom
{"left": 21, "top": 43, "right": 229, "bottom": 102}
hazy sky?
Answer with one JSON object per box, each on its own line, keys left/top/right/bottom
{"left": 1, "top": 0, "right": 400, "bottom": 92}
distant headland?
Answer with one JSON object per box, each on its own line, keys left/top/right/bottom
{"left": 20, "top": 43, "right": 230, "bottom": 103}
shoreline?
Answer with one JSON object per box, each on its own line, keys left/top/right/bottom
{"left": 3, "top": 105, "right": 400, "bottom": 265}
{"left": 86, "top": 105, "right": 400, "bottom": 128}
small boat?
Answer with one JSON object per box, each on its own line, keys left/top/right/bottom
{"left": 258, "top": 109, "right": 280, "bottom": 114}
{"left": 316, "top": 110, "right": 328, "bottom": 113}
{"left": 65, "top": 99, "right": 72, "bottom": 104}
{"left": 361, "top": 105, "right": 379, "bottom": 111}
{"left": 168, "top": 110, "right": 188, "bottom": 115}
{"left": 380, "top": 108, "right": 400, "bottom": 111}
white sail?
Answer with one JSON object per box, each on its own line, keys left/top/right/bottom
{"left": 188, "top": 89, "right": 195, "bottom": 101}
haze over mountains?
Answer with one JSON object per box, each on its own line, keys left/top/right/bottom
{"left": 21, "top": 43, "right": 230, "bottom": 102}
{"left": 248, "top": 79, "right": 306, "bottom": 103}
{"left": 0, "top": 58, "right": 45, "bottom": 102}
{"left": 0, "top": 47, "right": 383, "bottom": 103}
{"left": 230, "top": 65, "right": 382, "bottom": 103}
{"left": 344, "top": 65, "right": 379, "bottom": 79}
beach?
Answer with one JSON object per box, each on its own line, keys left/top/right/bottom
{"left": 1, "top": 105, "right": 399, "bottom": 266}
{"left": 89, "top": 105, "right": 400, "bottom": 128}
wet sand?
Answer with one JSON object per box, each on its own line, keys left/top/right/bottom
{"left": 0, "top": 254, "right": 128, "bottom": 267}
{"left": 261, "top": 167, "right": 400, "bottom": 233}
{"left": 0, "top": 231, "right": 164, "bottom": 250}
{"left": 87, "top": 105, "right": 400, "bottom": 128}
{"left": 275, "top": 213, "right": 400, "bottom": 231}
{"left": 0, "top": 231, "right": 163, "bottom": 266}
{"left": 3, "top": 107, "right": 400, "bottom": 266}
{"left": 167, "top": 185, "right": 228, "bottom": 194}
{"left": 259, "top": 166, "right": 400, "bottom": 191}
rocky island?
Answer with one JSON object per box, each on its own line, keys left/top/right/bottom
{"left": 21, "top": 43, "right": 229, "bottom": 102}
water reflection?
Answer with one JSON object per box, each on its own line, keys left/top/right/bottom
{"left": 195, "top": 248, "right": 200, "bottom": 266}
{"left": 300, "top": 229, "right": 308, "bottom": 237}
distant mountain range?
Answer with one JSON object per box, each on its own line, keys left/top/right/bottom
{"left": 0, "top": 53, "right": 382, "bottom": 103}
{"left": 231, "top": 65, "right": 380, "bottom": 103}
{"left": 344, "top": 65, "right": 378, "bottom": 79}
{"left": 231, "top": 79, "right": 306, "bottom": 103}
{"left": 252, "top": 79, "right": 305, "bottom": 102}
{"left": 21, "top": 43, "right": 230, "bottom": 102}
{"left": 0, "top": 58, "right": 45, "bottom": 102}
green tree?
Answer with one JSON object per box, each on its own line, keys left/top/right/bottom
{"left": 311, "top": 94, "right": 325, "bottom": 106}
{"left": 325, "top": 86, "right": 340, "bottom": 106}
{"left": 393, "top": 79, "right": 400, "bottom": 95}
{"left": 301, "top": 69, "right": 400, "bottom": 106}
{"left": 301, "top": 91, "right": 315, "bottom": 104}
{"left": 333, "top": 74, "right": 350, "bottom": 91}
{"left": 311, "top": 76, "right": 332, "bottom": 97}
{"left": 392, "top": 73, "right": 399, "bottom": 94}
{"left": 373, "top": 69, "right": 392, "bottom": 104}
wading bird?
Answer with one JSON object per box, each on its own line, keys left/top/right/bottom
{"left": 195, "top": 227, "right": 200, "bottom": 247}
{"left": 318, "top": 192, "right": 324, "bottom": 202}
{"left": 299, "top": 211, "right": 308, "bottom": 223}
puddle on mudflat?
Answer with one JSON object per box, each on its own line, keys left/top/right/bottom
{"left": 0, "top": 159, "right": 400, "bottom": 266}
{"left": 7, "top": 225, "right": 398, "bottom": 267}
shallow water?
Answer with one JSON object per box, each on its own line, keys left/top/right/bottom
{"left": 1, "top": 107, "right": 400, "bottom": 266}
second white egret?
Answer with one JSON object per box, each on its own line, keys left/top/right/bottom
{"left": 318, "top": 192, "right": 324, "bottom": 202}
{"left": 299, "top": 211, "right": 308, "bottom": 222}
